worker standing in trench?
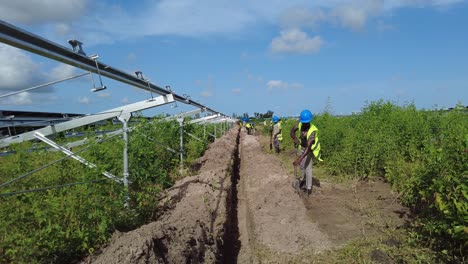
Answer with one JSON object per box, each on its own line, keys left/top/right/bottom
{"left": 290, "top": 110, "right": 322, "bottom": 195}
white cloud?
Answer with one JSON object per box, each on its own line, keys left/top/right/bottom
{"left": 267, "top": 80, "right": 304, "bottom": 91}
{"left": 0, "top": 45, "right": 77, "bottom": 105}
{"left": 0, "top": 0, "right": 88, "bottom": 24}
{"left": 2, "top": 0, "right": 460, "bottom": 46}
{"left": 0, "top": 92, "right": 33, "bottom": 105}
{"left": 279, "top": 8, "right": 328, "bottom": 30}
{"left": 385, "top": 0, "right": 464, "bottom": 9}
{"left": 121, "top": 97, "right": 129, "bottom": 104}
{"left": 139, "top": 1, "right": 255, "bottom": 36}
{"left": 267, "top": 80, "right": 287, "bottom": 90}
{"left": 49, "top": 63, "right": 77, "bottom": 80}
{"left": 271, "top": 29, "right": 323, "bottom": 54}
{"left": 331, "top": 1, "right": 383, "bottom": 31}
{"left": 78, "top": 96, "right": 90, "bottom": 104}
{"left": 54, "top": 23, "right": 72, "bottom": 36}
{"left": 0, "top": 45, "right": 90, "bottom": 108}
{"left": 12, "top": 93, "right": 33, "bottom": 105}
{"left": 0, "top": 44, "right": 45, "bottom": 92}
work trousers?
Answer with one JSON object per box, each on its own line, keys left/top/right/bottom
{"left": 273, "top": 137, "right": 280, "bottom": 152}
{"left": 299, "top": 148, "right": 313, "bottom": 190}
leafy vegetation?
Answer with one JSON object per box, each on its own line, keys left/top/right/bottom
{"left": 0, "top": 118, "right": 226, "bottom": 263}
{"left": 265, "top": 101, "right": 467, "bottom": 262}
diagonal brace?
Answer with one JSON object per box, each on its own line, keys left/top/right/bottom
{"left": 34, "top": 132, "right": 123, "bottom": 183}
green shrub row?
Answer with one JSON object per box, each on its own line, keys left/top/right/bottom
{"left": 269, "top": 101, "right": 467, "bottom": 261}
{"left": 0, "top": 118, "right": 227, "bottom": 263}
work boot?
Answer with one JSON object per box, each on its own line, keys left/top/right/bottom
{"left": 299, "top": 180, "right": 306, "bottom": 190}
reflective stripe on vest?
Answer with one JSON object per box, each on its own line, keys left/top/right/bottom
{"left": 297, "top": 122, "right": 322, "bottom": 161}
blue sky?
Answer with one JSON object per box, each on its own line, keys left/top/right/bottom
{"left": 0, "top": 0, "right": 467, "bottom": 117}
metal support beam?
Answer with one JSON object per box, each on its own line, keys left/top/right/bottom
{"left": 177, "top": 118, "right": 184, "bottom": 172}
{"left": 189, "top": 114, "right": 221, "bottom": 124}
{"left": 0, "top": 94, "right": 174, "bottom": 148}
{"left": 34, "top": 132, "right": 122, "bottom": 183}
{"left": 184, "top": 131, "right": 203, "bottom": 142}
{"left": 163, "top": 108, "right": 204, "bottom": 121}
{"left": 118, "top": 113, "right": 131, "bottom": 207}
{"left": 0, "top": 21, "right": 222, "bottom": 116}
{"left": 214, "top": 123, "right": 217, "bottom": 139}
{"left": 209, "top": 117, "right": 231, "bottom": 124}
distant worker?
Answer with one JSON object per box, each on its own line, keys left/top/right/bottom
{"left": 290, "top": 110, "right": 322, "bottom": 195}
{"left": 271, "top": 116, "right": 282, "bottom": 153}
{"left": 246, "top": 122, "right": 252, "bottom": 135}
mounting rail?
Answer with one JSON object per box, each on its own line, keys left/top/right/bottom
{"left": 0, "top": 20, "right": 222, "bottom": 116}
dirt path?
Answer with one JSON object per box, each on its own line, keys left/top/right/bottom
{"left": 236, "top": 131, "right": 409, "bottom": 263}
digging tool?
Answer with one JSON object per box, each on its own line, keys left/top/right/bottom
{"left": 293, "top": 145, "right": 310, "bottom": 197}
{"left": 269, "top": 130, "right": 273, "bottom": 151}
{"left": 293, "top": 144, "right": 302, "bottom": 194}
{"left": 294, "top": 144, "right": 298, "bottom": 181}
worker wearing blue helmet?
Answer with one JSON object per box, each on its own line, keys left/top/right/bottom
{"left": 290, "top": 110, "right": 322, "bottom": 195}
{"left": 271, "top": 116, "right": 282, "bottom": 153}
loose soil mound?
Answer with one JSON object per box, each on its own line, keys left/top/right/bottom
{"left": 83, "top": 126, "right": 241, "bottom": 264}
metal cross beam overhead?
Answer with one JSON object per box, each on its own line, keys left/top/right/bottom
{"left": 189, "top": 114, "right": 222, "bottom": 124}
{"left": 0, "top": 95, "right": 174, "bottom": 148}
{"left": 0, "top": 20, "right": 223, "bottom": 116}
{"left": 210, "top": 117, "right": 233, "bottom": 124}
{"left": 163, "top": 108, "right": 205, "bottom": 121}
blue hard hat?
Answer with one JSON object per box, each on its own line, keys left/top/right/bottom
{"left": 299, "top": 110, "right": 313, "bottom": 123}
{"left": 272, "top": 116, "right": 279, "bottom": 123}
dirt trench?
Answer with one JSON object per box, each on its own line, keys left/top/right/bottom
{"left": 83, "top": 125, "right": 242, "bottom": 264}
{"left": 84, "top": 127, "right": 409, "bottom": 264}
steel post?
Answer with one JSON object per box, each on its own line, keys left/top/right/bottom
{"left": 119, "top": 113, "right": 131, "bottom": 207}
{"left": 178, "top": 118, "right": 184, "bottom": 172}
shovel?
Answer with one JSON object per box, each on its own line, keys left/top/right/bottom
{"left": 269, "top": 131, "right": 273, "bottom": 150}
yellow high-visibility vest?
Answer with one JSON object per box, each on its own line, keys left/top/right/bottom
{"left": 297, "top": 122, "right": 322, "bottom": 161}
{"left": 277, "top": 121, "right": 283, "bottom": 141}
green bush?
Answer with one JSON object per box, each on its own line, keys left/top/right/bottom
{"left": 0, "top": 118, "right": 225, "bottom": 263}
{"left": 315, "top": 101, "right": 467, "bottom": 261}
{"left": 268, "top": 101, "right": 466, "bottom": 261}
